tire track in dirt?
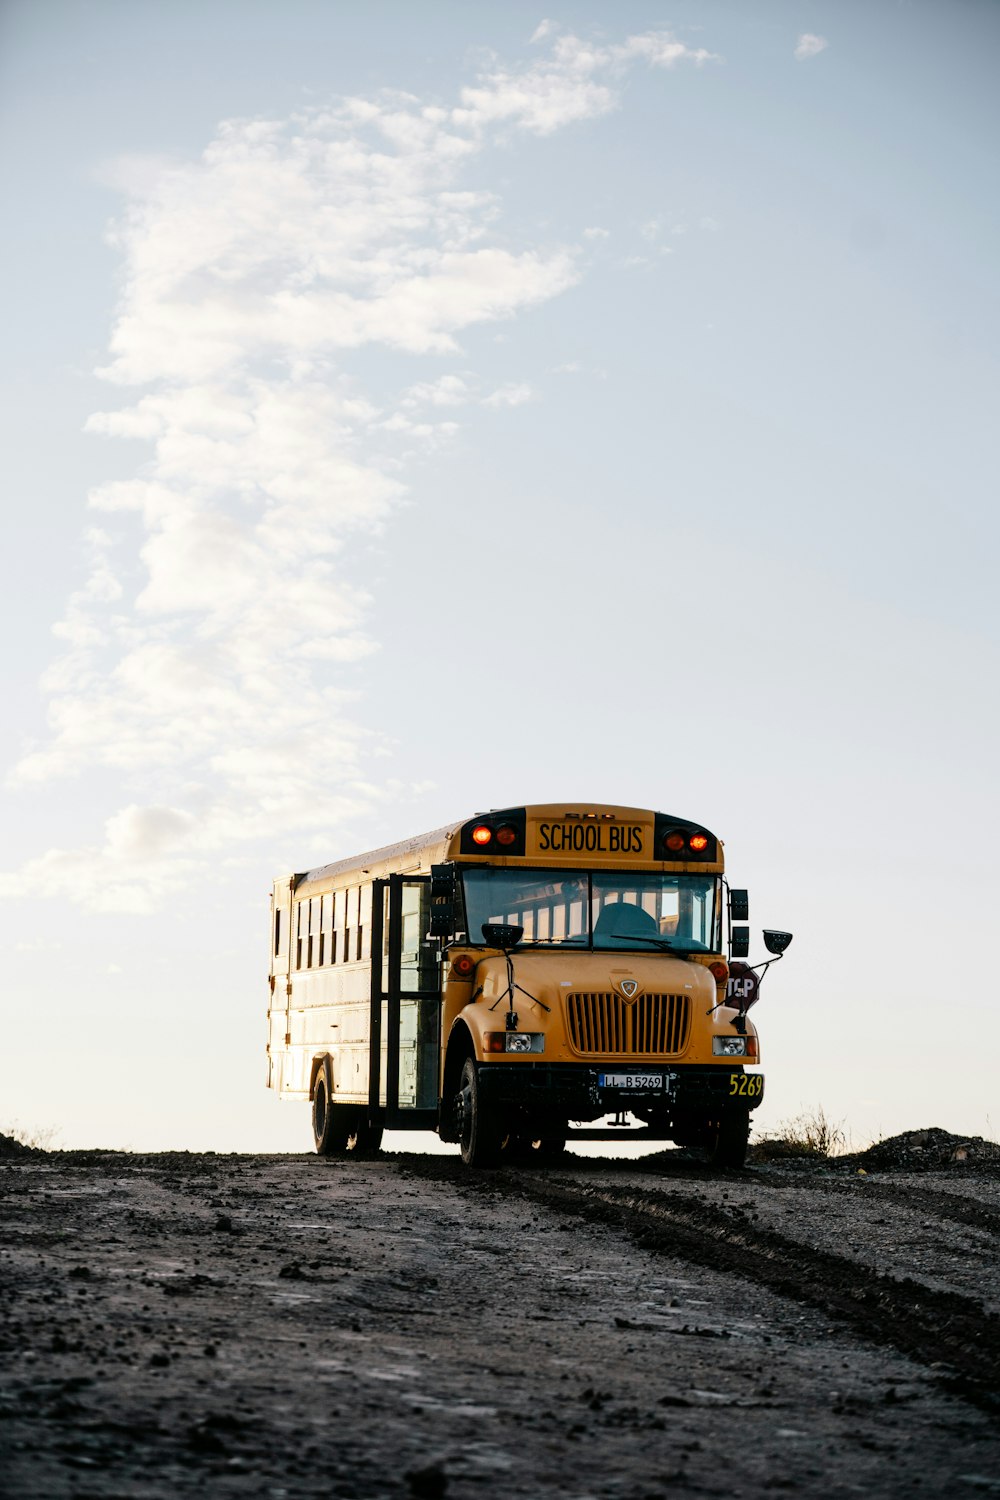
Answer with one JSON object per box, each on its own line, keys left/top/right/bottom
{"left": 403, "top": 1158, "right": 1000, "bottom": 1412}
{"left": 827, "top": 1181, "right": 1000, "bottom": 1237}
{"left": 712, "top": 1169, "right": 1000, "bottom": 1238}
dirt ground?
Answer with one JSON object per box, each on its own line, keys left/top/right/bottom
{"left": 2, "top": 1130, "right": 999, "bottom": 1499}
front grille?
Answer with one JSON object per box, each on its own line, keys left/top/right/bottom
{"left": 565, "top": 992, "right": 691, "bottom": 1056}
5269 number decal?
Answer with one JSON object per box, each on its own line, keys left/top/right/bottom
{"left": 729, "top": 1075, "right": 763, "bottom": 1098}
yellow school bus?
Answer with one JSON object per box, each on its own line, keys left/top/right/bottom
{"left": 266, "top": 802, "right": 791, "bottom": 1167}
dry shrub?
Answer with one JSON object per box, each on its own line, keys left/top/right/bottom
{"left": 752, "top": 1106, "right": 846, "bottom": 1161}
{"left": 0, "top": 1122, "right": 60, "bottom": 1153}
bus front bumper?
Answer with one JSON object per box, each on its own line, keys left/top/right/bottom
{"left": 475, "top": 1062, "right": 764, "bottom": 1124}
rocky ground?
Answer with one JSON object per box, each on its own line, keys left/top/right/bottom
{"left": 1, "top": 1129, "right": 999, "bottom": 1499}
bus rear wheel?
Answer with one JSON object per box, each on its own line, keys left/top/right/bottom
{"left": 457, "top": 1058, "right": 502, "bottom": 1168}
{"left": 312, "top": 1068, "right": 350, "bottom": 1156}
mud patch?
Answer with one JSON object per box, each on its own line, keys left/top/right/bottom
{"left": 2, "top": 1147, "right": 999, "bottom": 1498}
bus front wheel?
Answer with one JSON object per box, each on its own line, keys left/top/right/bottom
{"left": 707, "top": 1113, "right": 750, "bottom": 1169}
{"left": 509, "top": 1132, "right": 566, "bottom": 1164}
{"left": 457, "top": 1058, "right": 502, "bottom": 1167}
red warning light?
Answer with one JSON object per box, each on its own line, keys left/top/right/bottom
{"left": 495, "top": 825, "right": 517, "bottom": 847}
{"left": 689, "top": 834, "right": 709, "bottom": 852}
{"left": 664, "top": 832, "right": 685, "bottom": 852}
{"left": 471, "top": 825, "right": 493, "bottom": 846}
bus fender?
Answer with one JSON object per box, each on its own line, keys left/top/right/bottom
{"left": 440, "top": 1021, "right": 476, "bottom": 1142}
{"left": 308, "top": 1054, "right": 331, "bottom": 1101}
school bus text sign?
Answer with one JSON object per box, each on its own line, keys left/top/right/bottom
{"left": 529, "top": 818, "right": 650, "bottom": 859}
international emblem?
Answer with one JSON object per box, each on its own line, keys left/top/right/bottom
{"left": 619, "top": 979, "right": 638, "bottom": 999}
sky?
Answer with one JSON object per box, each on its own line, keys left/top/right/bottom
{"left": 1, "top": 0, "right": 997, "bottom": 1154}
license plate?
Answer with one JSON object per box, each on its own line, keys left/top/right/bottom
{"left": 599, "top": 1072, "right": 665, "bottom": 1091}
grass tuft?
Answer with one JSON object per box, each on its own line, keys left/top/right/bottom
{"left": 751, "top": 1106, "right": 846, "bottom": 1161}
{"left": 0, "top": 1122, "right": 61, "bottom": 1153}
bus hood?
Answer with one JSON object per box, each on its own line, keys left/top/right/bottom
{"left": 475, "top": 949, "right": 718, "bottom": 1012}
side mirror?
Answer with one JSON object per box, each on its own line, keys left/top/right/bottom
{"left": 729, "top": 889, "right": 749, "bottom": 922}
{"left": 763, "top": 929, "right": 793, "bottom": 955}
{"left": 482, "top": 922, "right": 523, "bottom": 950}
{"left": 730, "top": 926, "right": 750, "bottom": 959}
{"left": 428, "top": 864, "right": 457, "bottom": 938}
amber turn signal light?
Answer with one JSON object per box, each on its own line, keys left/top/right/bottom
{"left": 452, "top": 954, "right": 476, "bottom": 977}
{"left": 689, "top": 834, "right": 709, "bottom": 851}
{"left": 471, "top": 825, "right": 493, "bottom": 846}
{"left": 709, "top": 960, "right": 729, "bottom": 982}
{"left": 664, "top": 832, "right": 685, "bottom": 852}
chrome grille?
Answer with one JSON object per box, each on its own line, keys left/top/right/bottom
{"left": 565, "top": 993, "right": 690, "bottom": 1056}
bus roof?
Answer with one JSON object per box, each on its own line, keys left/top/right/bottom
{"left": 286, "top": 803, "right": 723, "bottom": 891}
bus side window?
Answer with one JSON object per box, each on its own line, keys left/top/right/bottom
{"left": 274, "top": 908, "right": 281, "bottom": 958}
{"left": 359, "top": 885, "right": 372, "bottom": 961}
{"left": 344, "top": 886, "right": 357, "bottom": 963}
{"left": 295, "top": 901, "right": 306, "bottom": 969}
{"left": 381, "top": 883, "right": 391, "bottom": 990}
{"left": 320, "top": 894, "right": 331, "bottom": 965}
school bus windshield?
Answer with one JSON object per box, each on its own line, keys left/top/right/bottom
{"left": 462, "top": 869, "right": 719, "bottom": 953}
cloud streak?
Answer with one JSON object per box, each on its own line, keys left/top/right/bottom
{"left": 5, "top": 27, "right": 715, "bottom": 910}
{"left": 794, "top": 34, "right": 829, "bottom": 62}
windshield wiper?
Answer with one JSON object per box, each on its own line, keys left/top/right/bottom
{"left": 502, "top": 935, "right": 685, "bottom": 953}
{"left": 599, "top": 934, "right": 679, "bottom": 952}
{"left": 515, "top": 938, "right": 587, "bottom": 948}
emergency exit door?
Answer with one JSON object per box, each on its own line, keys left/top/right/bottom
{"left": 369, "top": 875, "right": 441, "bottom": 1130}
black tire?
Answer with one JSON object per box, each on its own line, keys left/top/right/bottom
{"left": 506, "top": 1131, "right": 566, "bottom": 1164}
{"left": 499, "top": 1132, "right": 533, "bottom": 1164}
{"left": 457, "top": 1057, "right": 502, "bottom": 1167}
{"left": 531, "top": 1133, "right": 567, "bottom": 1163}
{"left": 348, "top": 1116, "right": 383, "bottom": 1155}
{"left": 706, "top": 1113, "right": 750, "bottom": 1169}
{"left": 312, "top": 1064, "right": 350, "bottom": 1156}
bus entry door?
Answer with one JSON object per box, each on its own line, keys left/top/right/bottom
{"left": 370, "top": 875, "right": 441, "bottom": 1129}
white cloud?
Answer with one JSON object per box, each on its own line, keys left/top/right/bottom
{"left": 401, "top": 373, "right": 474, "bottom": 407}
{"left": 105, "top": 804, "right": 199, "bottom": 860}
{"left": 6, "top": 27, "right": 717, "bottom": 911}
{"left": 482, "top": 382, "right": 536, "bottom": 408}
{"left": 452, "top": 29, "right": 718, "bottom": 137}
{"left": 795, "top": 33, "right": 829, "bottom": 61}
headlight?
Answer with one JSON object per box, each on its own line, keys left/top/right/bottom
{"left": 483, "top": 1032, "right": 545, "bottom": 1054}
{"left": 506, "top": 1033, "right": 534, "bottom": 1053}
{"left": 713, "top": 1036, "right": 749, "bottom": 1056}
